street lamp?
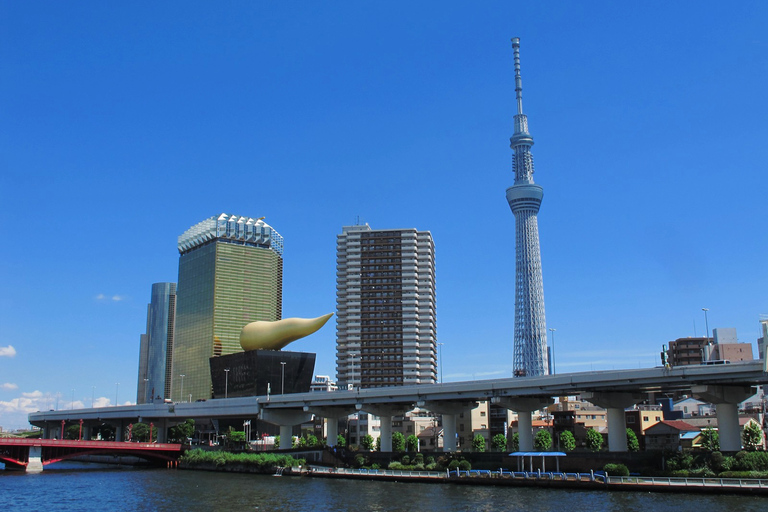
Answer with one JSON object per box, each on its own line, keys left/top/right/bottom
{"left": 224, "top": 368, "right": 230, "bottom": 399}
{"left": 437, "top": 343, "right": 444, "bottom": 384}
{"left": 549, "top": 328, "right": 557, "bottom": 375}
{"left": 180, "top": 374, "right": 185, "bottom": 403}
{"left": 280, "top": 361, "right": 286, "bottom": 394}
{"left": 702, "top": 308, "right": 710, "bottom": 342}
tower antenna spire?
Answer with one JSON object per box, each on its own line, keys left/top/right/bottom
{"left": 511, "top": 37, "right": 524, "bottom": 115}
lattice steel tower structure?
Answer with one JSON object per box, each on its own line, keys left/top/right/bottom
{"left": 506, "top": 37, "right": 548, "bottom": 377}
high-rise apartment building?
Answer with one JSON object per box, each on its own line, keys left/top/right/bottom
{"left": 172, "top": 214, "right": 284, "bottom": 401}
{"left": 506, "top": 38, "right": 549, "bottom": 377}
{"left": 136, "top": 282, "right": 176, "bottom": 404}
{"left": 336, "top": 224, "right": 436, "bottom": 389}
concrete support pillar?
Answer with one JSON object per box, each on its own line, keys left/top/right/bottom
{"left": 360, "top": 404, "right": 411, "bottom": 453}
{"left": 517, "top": 412, "right": 533, "bottom": 451}
{"left": 279, "top": 425, "right": 293, "bottom": 450}
{"left": 422, "top": 401, "right": 478, "bottom": 452}
{"left": 693, "top": 385, "right": 754, "bottom": 453}
{"left": 326, "top": 418, "right": 339, "bottom": 447}
{"left": 43, "top": 423, "right": 51, "bottom": 439}
{"left": 260, "top": 408, "right": 313, "bottom": 451}
{"left": 114, "top": 421, "right": 124, "bottom": 442}
{"left": 581, "top": 392, "right": 642, "bottom": 452}
{"left": 442, "top": 414, "right": 457, "bottom": 452}
{"left": 304, "top": 407, "right": 355, "bottom": 448}
{"left": 155, "top": 419, "right": 168, "bottom": 443}
{"left": 82, "top": 424, "right": 91, "bottom": 441}
{"left": 493, "top": 397, "right": 553, "bottom": 451}
{"left": 379, "top": 415, "right": 393, "bottom": 452}
{"left": 27, "top": 446, "right": 43, "bottom": 473}
{"left": 716, "top": 403, "right": 741, "bottom": 452}
{"left": 606, "top": 407, "right": 627, "bottom": 452}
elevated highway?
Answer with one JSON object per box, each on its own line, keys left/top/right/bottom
{"left": 29, "top": 360, "right": 768, "bottom": 454}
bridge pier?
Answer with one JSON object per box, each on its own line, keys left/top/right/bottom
{"left": 693, "top": 385, "right": 754, "bottom": 452}
{"left": 260, "top": 409, "right": 312, "bottom": 450}
{"left": 494, "top": 397, "right": 553, "bottom": 451}
{"left": 581, "top": 392, "right": 642, "bottom": 452}
{"left": 361, "top": 404, "right": 412, "bottom": 452}
{"left": 27, "top": 446, "right": 43, "bottom": 473}
{"left": 304, "top": 406, "right": 355, "bottom": 447}
{"left": 423, "top": 401, "right": 478, "bottom": 452}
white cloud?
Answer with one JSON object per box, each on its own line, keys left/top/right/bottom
{"left": 1, "top": 383, "right": 18, "bottom": 390}
{"left": 0, "top": 345, "right": 16, "bottom": 357}
{"left": 96, "top": 294, "right": 126, "bottom": 302}
{"left": 22, "top": 390, "right": 43, "bottom": 398}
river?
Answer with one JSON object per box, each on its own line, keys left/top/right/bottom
{"left": 1, "top": 462, "right": 766, "bottom": 511}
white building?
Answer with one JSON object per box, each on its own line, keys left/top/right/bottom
{"left": 335, "top": 224, "right": 437, "bottom": 389}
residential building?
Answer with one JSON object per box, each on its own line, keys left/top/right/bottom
{"left": 172, "top": 214, "right": 284, "bottom": 401}
{"left": 136, "top": 282, "right": 176, "bottom": 404}
{"left": 310, "top": 375, "right": 338, "bottom": 393}
{"left": 644, "top": 420, "right": 700, "bottom": 451}
{"left": 335, "top": 224, "right": 436, "bottom": 389}
{"left": 667, "top": 337, "right": 710, "bottom": 366}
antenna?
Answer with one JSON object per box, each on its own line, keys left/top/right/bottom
{"left": 511, "top": 37, "right": 524, "bottom": 115}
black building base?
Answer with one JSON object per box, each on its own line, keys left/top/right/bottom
{"left": 209, "top": 350, "right": 316, "bottom": 398}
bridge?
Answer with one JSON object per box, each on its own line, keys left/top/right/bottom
{"left": 28, "top": 360, "right": 768, "bottom": 461}
{"left": 0, "top": 437, "right": 182, "bottom": 472}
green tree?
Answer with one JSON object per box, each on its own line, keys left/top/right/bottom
{"left": 360, "top": 434, "right": 374, "bottom": 451}
{"left": 586, "top": 428, "right": 603, "bottom": 452}
{"left": 405, "top": 434, "right": 419, "bottom": 452}
{"left": 168, "top": 419, "right": 195, "bottom": 443}
{"left": 228, "top": 430, "right": 246, "bottom": 442}
{"left": 472, "top": 434, "right": 486, "bottom": 452}
{"left": 130, "top": 422, "right": 157, "bottom": 442}
{"left": 559, "top": 430, "right": 576, "bottom": 452}
{"left": 510, "top": 432, "right": 520, "bottom": 452}
{"left": 65, "top": 424, "right": 81, "bottom": 440}
{"left": 700, "top": 428, "right": 719, "bottom": 451}
{"left": 274, "top": 435, "right": 280, "bottom": 449}
{"left": 305, "top": 434, "right": 318, "bottom": 448}
{"left": 297, "top": 436, "right": 308, "bottom": 448}
{"left": 534, "top": 430, "right": 552, "bottom": 451}
{"left": 375, "top": 436, "right": 381, "bottom": 451}
{"left": 336, "top": 434, "right": 346, "bottom": 448}
{"left": 392, "top": 432, "right": 406, "bottom": 452}
{"left": 492, "top": 433, "right": 508, "bottom": 452}
{"left": 742, "top": 421, "right": 763, "bottom": 451}
{"left": 626, "top": 428, "right": 640, "bottom": 452}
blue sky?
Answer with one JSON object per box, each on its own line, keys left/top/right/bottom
{"left": 1, "top": 2, "right": 766, "bottom": 430}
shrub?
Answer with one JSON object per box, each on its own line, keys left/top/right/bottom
{"left": 425, "top": 462, "right": 437, "bottom": 471}
{"left": 353, "top": 455, "right": 366, "bottom": 468}
{"left": 603, "top": 463, "right": 629, "bottom": 477}
{"left": 336, "top": 434, "right": 346, "bottom": 448}
{"left": 426, "top": 456, "right": 435, "bottom": 465}
{"left": 388, "top": 462, "right": 404, "bottom": 470}
{"left": 733, "top": 451, "right": 768, "bottom": 471}
{"left": 401, "top": 455, "right": 411, "bottom": 465}
{"left": 413, "top": 453, "right": 424, "bottom": 465}
{"left": 458, "top": 460, "right": 472, "bottom": 471}
{"left": 448, "top": 460, "right": 461, "bottom": 471}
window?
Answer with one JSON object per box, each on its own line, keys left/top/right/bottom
{"left": 480, "top": 411, "right": 486, "bottom": 417}
{"left": 643, "top": 416, "right": 649, "bottom": 421}
{"left": 627, "top": 417, "right": 636, "bottom": 424}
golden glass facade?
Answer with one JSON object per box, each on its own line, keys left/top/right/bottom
{"left": 173, "top": 241, "right": 283, "bottom": 401}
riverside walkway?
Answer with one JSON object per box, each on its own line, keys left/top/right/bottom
{"left": 307, "top": 466, "right": 768, "bottom": 495}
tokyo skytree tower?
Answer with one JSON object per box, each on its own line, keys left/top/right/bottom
{"left": 506, "top": 37, "right": 549, "bottom": 377}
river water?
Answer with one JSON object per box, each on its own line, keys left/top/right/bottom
{"left": 1, "top": 462, "right": 766, "bottom": 512}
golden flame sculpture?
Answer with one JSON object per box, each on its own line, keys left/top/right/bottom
{"left": 239, "top": 313, "right": 334, "bottom": 351}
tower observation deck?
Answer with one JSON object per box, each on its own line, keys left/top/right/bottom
{"left": 506, "top": 37, "right": 548, "bottom": 377}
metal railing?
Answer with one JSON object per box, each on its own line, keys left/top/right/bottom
{"left": 309, "top": 466, "right": 445, "bottom": 479}
{"left": 606, "top": 475, "right": 768, "bottom": 489}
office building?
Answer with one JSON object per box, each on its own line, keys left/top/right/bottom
{"left": 172, "top": 214, "right": 284, "bottom": 401}
{"left": 136, "top": 282, "right": 177, "bottom": 404}
{"left": 506, "top": 38, "right": 549, "bottom": 377}
{"left": 335, "top": 224, "right": 436, "bottom": 389}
